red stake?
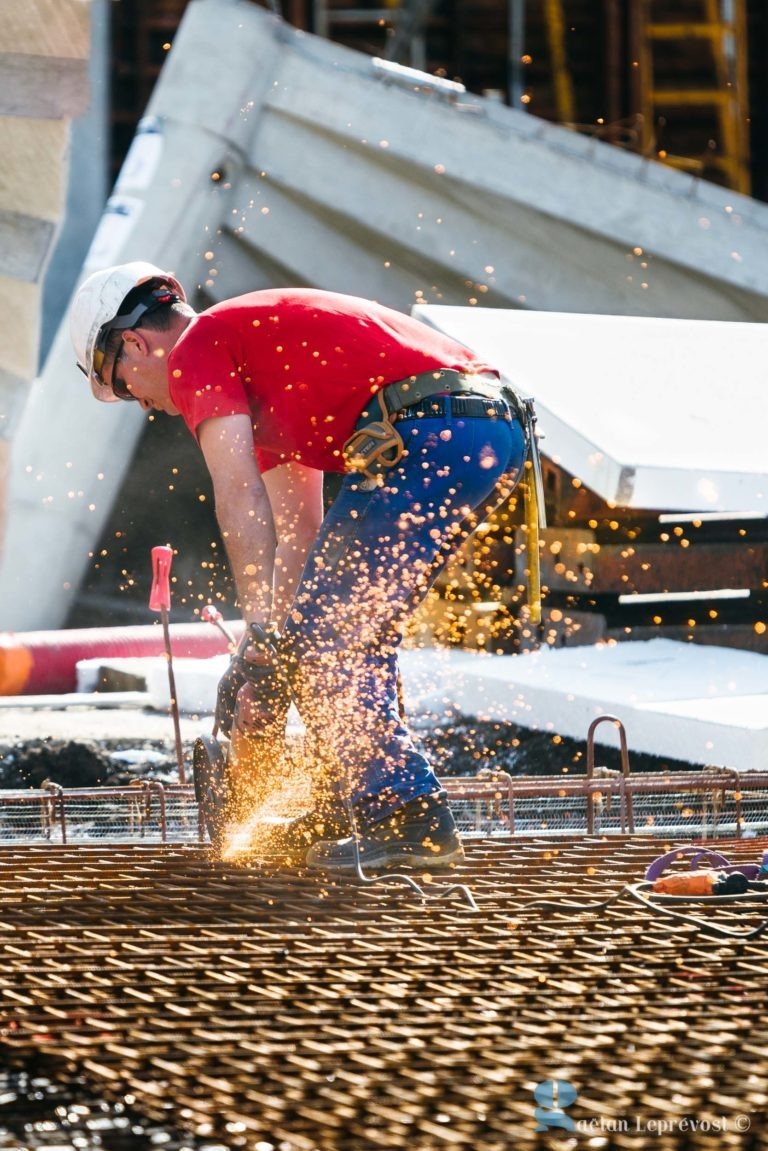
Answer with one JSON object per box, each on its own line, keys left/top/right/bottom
{"left": 150, "top": 545, "right": 186, "bottom": 783}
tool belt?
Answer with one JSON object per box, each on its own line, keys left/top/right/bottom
{"left": 342, "top": 365, "right": 548, "bottom": 620}
{"left": 343, "top": 368, "right": 514, "bottom": 482}
{"left": 343, "top": 368, "right": 541, "bottom": 500}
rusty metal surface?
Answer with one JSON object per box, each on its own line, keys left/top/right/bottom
{"left": 0, "top": 784, "right": 199, "bottom": 845}
{"left": 0, "top": 835, "right": 767, "bottom": 1148}
{"left": 4, "top": 767, "right": 768, "bottom": 845}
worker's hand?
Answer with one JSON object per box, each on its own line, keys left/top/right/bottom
{"left": 215, "top": 624, "right": 289, "bottom": 739}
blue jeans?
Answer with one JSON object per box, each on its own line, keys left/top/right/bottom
{"left": 282, "top": 409, "right": 526, "bottom": 826}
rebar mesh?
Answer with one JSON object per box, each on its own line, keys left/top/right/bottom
{"left": 1, "top": 772, "right": 768, "bottom": 844}
{"left": 0, "top": 786, "right": 200, "bottom": 844}
{"left": 0, "top": 834, "right": 767, "bottom": 1150}
{"left": 445, "top": 771, "right": 768, "bottom": 839}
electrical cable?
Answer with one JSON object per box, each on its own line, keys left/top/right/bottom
{"left": 526, "top": 881, "right": 768, "bottom": 939}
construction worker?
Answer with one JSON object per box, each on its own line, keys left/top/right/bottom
{"left": 70, "top": 261, "right": 528, "bottom": 870}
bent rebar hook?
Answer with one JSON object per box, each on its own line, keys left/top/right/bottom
{"left": 344, "top": 797, "right": 479, "bottom": 911}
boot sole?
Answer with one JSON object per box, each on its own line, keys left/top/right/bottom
{"left": 306, "top": 837, "right": 465, "bottom": 871}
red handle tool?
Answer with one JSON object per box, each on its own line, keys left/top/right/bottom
{"left": 150, "top": 545, "right": 173, "bottom": 613}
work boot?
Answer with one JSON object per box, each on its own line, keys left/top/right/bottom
{"left": 305, "top": 790, "right": 464, "bottom": 871}
{"left": 270, "top": 801, "right": 352, "bottom": 863}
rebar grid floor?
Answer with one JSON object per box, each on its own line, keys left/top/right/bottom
{"left": 1, "top": 836, "right": 767, "bottom": 1150}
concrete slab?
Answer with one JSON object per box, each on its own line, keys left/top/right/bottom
{"left": 414, "top": 305, "right": 768, "bottom": 513}
{"left": 398, "top": 639, "right": 768, "bottom": 771}
{"left": 55, "top": 638, "right": 768, "bottom": 773}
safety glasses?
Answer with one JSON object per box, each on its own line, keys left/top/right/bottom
{"left": 107, "top": 342, "right": 136, "bottom": 401}
{"left": 80, "top": 340, "right": 136, "bottom": 401}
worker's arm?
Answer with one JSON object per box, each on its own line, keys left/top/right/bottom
{"left": 263, "top": 461, "right": 325, "bottom": 627}
{"left": 198, "top": 413, "right": 276, "bottom": 626}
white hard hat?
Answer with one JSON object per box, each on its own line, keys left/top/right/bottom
{"left": 70, "top": 260, "right": 186, "bottom": 402}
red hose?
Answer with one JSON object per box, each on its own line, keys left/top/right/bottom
{"left": 0, "top": 620, "right": 244, "bottom": 695}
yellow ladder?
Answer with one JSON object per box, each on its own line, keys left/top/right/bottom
{"left": 632, "top": 0, "right": 751, "bottom": 194}
{"left": 543, "top": 0, "right": 576, "bottom": 125}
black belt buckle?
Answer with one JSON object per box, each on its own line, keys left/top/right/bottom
{"left": 398, "top": 395, "right": 510, "bottom": 421}
{"left": 453, "top": 395, "right": 510, "bottom": 420}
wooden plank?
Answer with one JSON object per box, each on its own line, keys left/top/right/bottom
{"left": 0, "top": 53, "right": 89, "bottom": 119}
{"left": 517, "top": 527, "right": 768, "bottom": 596}
{"left": 0, "top": 118, "right": 69, "bottom": 220}
{"left": 3, "top": 0, "right": 90, "bottom": 59}
{"left": 0, "top": 275, "right": 42, "bottom": 381}
{"left": 0, "top": 210, "right": 56, "bottom": 282}
{"left": 588, "top": 540, "right": 768, "bottom": 595}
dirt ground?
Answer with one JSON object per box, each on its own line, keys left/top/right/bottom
{"left": 0, "top": 712, "right": 690, "bottom": 792}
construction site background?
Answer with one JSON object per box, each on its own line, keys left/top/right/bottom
{"left": 110, "top": 0, "right": 768, "bottom": 200}
{"left": 3, "top": 0, "right": 767, "bottom": 648}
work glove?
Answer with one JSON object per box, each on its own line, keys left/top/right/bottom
{"left": 215, "top": 624, "right": 290, "bottom": 740}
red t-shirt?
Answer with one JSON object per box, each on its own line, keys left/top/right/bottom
{"left": 168, "top": 288, "right": 493, "bottom": 473}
